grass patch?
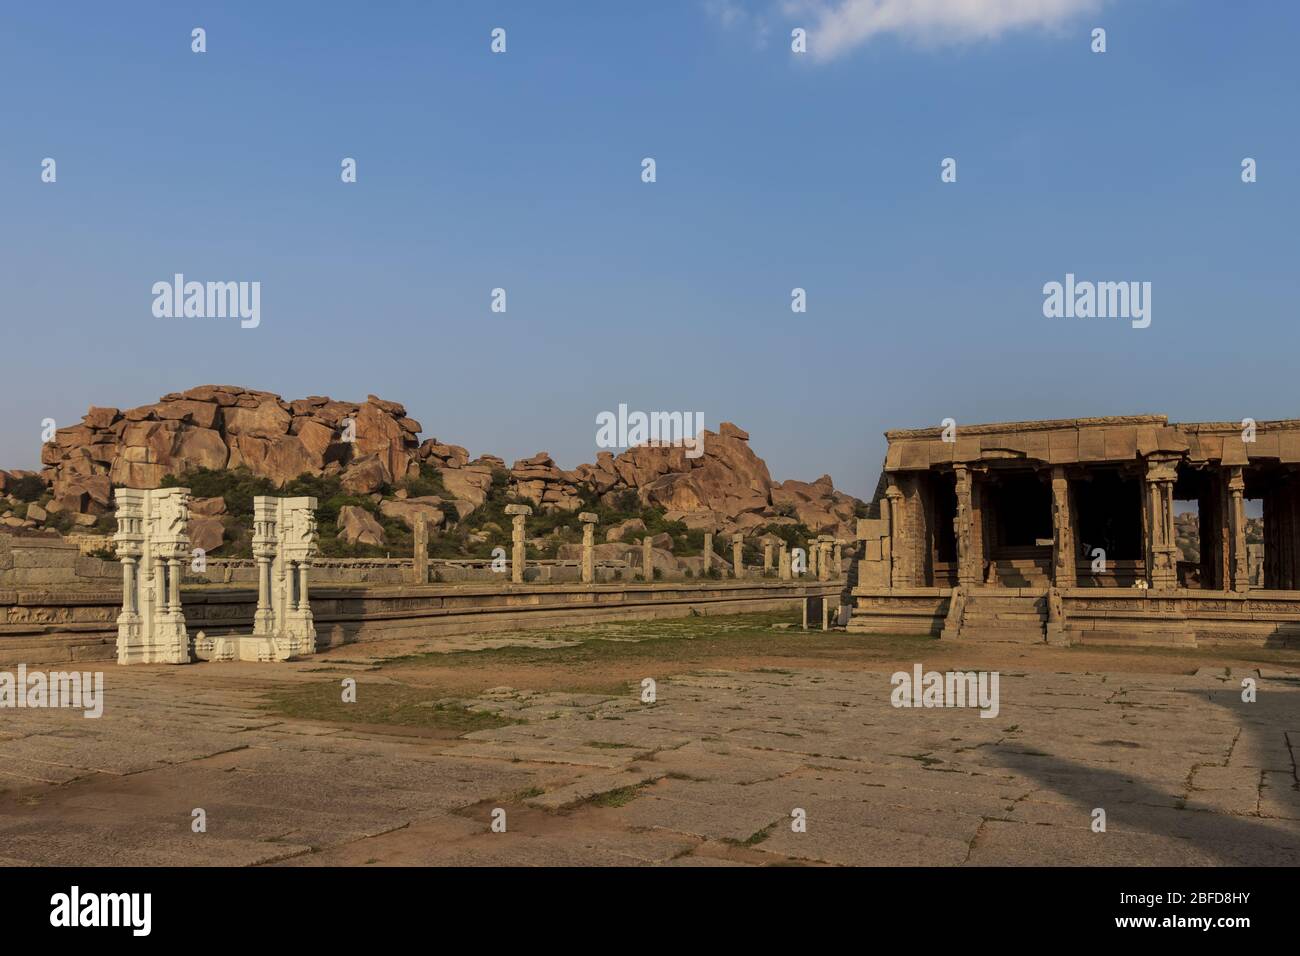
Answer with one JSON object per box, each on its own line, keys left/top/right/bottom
{"left": 382, "top": 612, "right": 937, "bottom": 672}
{"left": 262, "top": 681, "right": 519, "bottom": 734}
{"left": 584, "top": 783, "right": 649, "bottom": 808}
{"left": 723, "top": 822, "right": 776, "bottom": 847}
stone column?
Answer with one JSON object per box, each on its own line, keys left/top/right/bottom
{"left": 731, "top": 534, "right": 744, "bottom": 579}
{"left": 1227, "top": 466, "right": 1248, "bottom": 591}
{"left": 1144, "top": 458, "right": 1178, "bottom": 590}
{"left": 505, "top": 504, "right": 532, "bottom": 584}
{"left": 642, "top": 536, "right": 654, "bottom": 580}
{"left": 884, "top": 482, "right": 905, "bottom": 587}
{"left": 808, "top": 540, "right": 818, "bottom": 578}
{"left": 412, "top": 518, "right": 429, "bottom": 585}
{"left": 298, "top": 562, "right": 310, "bottom": 615}
{"left": 167, "top": 557, "right": 182, "bottom": 613}
{"left": 122, "top": 557, "right": 138, "bottom": 615}
{"left": 817, "top": 536, "right": 831, "bottom": 581}
{"left": 763, "top": 540, "right": 774, "bottom": 573}
{"left": 833, "top": 542, "right": 842, "bottom": 576}
{"left": 1050, "top": 466, "right": 1076, "bottom": 588}
{"left": 579, "top": 512, "right": 598, "bottom": 584}
{"left": 702, "top": 532, "right": 713, "bottom": 574}
{"left": 954, "top": 465, "right": 979, "bottom": 586}
{"left": 779, "top": 542, "right": 791, "bottom": 580}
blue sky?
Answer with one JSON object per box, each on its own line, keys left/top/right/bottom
{"left": 1, "top": 1, "right": 1296, "bottom": 499}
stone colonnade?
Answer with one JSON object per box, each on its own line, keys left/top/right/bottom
{"left": 876, "top": 458, "right": 1257, "bottom": 592}
{"left": 489, "top": 511, "right": 844, "bottom": 584}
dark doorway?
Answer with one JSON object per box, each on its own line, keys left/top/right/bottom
{"left": 1073, "top": 470, "right": 1142, "bottom": 560}
{"left": 987, "top": 471, "right": 1051, "bottom": 549}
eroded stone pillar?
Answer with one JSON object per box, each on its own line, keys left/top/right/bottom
{"left": 808, "top": 540, "right": 818, "bottom": 578}
{"left": 703, "top": 532, "right": 713, "bottom": 575}
{"left": 833, "top": 542, "right": 842, "bottom": 576}
{"left": 506, "top": 504, "right": 532, "bottom": 584}
{"left": 954, "top": 465, "right": 979, "bottom": 587}
{"left": 1227, "top": 466, "right": 1248, "bottom": 591}
{"left": 732, "top": 534, "right": 744, "bottom": 579}
{"left": 779, "top": 542, "right": 791, "bottom": 580}
{"left": 817, "top": 536, "right": 832, "bottom": 581}
{"left": 412, "top": 518, "right": 429, "bottom": 585}
{"left": 763, "top": 540, "right": 774, "bottom": 573}
{"left": 1050, "top": 466, "right": 1076, "bottom": 588}
{"left": 1144, "top": 457, "right": 1179, "bottom": 590}
{"left": 642, "top": 536, "right": 654, "bottom": 580}
{"left": 579, "top": 512, "right": 598, "bottom": 584}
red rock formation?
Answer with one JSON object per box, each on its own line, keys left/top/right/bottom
{"left": 16, "top": 387, "right": 862, "bottom": 539}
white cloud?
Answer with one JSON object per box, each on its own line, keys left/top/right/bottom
{"left": 782, "top": 0, "right": 1103, "bottom": 60}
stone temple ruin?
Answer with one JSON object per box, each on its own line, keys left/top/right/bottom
{"left": 114, "top": 491, "right": 319, "bottom": 664}
{"left": 851, "top": 415, "right": 1300, "bottom": 646}
{"left": 113, "top": 488, "right": 193, "bottom": 665}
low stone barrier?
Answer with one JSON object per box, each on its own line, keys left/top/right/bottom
{"left": 0, "top": 578, "right": 845, "bottom": 666}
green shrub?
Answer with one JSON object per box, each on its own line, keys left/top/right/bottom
{"left": 9, "top": 475, "right": 46, "bottom": 502}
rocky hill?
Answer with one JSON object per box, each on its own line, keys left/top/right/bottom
{"left": 0, "top": 386, "right": 864, "bottom": 554}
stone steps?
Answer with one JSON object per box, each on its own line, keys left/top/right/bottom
{"left": 958, "top": 626, "right": 1045, "bottom": 644}
{"left": 957, "top": 592, "right": 1046, "bottom": 643}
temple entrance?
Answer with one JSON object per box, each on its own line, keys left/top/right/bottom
{"left": 1072, "top": 468, "right": 1144, "bottom": 586}
{"left": 983, "top": 470, "right": 1052, "bottom": 585}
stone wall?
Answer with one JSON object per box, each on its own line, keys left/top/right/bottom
{"left": 0, "top": 534, "right": 118, "bottom": 587}
{"left": 0, "top": 578, "right": 845, "bottom": 666}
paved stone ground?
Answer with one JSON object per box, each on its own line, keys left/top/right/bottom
{"left": 1, "top": 646, "right": 1297, "bottom": 866}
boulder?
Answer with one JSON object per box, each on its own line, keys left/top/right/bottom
{"left": 605, "top": 517, "right": 646, "bottom": 542}
{"left": 380, "top": 497, "right": 446, "bottom": 532}
{"left": 189, "top": 515, "right": 225, "bottom": 553}
{"left": 340, "top": 456, "right": 391, "bottom": 495}
{"left": 439, "top": 467, "right": 492, "bottom": 508}
{"left": 337, "top": 505, "right": 386, "bottom": 547}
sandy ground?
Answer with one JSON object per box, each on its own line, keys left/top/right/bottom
{"left": 1, "top": 615, "right": 1297, "bottom": 866}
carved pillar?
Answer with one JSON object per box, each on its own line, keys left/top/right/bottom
{"left": 763, "top": 540, "right": 774, "bottom": 573}
{"left": 1050, "top": 466, "right": 1076, "bottom": 588}
{"left": 833, "top": 542, "right": 842, "bottom": 575}
{"left": 167, "top": 557, "right": 182, "bottom": 613}
{"left": 954, "top": 465, "right": 978, "bottom": 587}
{"left": 579, "top": 512, "right": 598, "bottom": 584}
{"left": 1144, "top": 457, "right": 1179, "bottom": 589}
{"left": 703, "top": 532, "right": 713, "bottom": 574}
{"left": 505, "top": 504, "right": 531, "bottom": 584}
{"left": 779, "top": 542, "right": 791, "bottom": 580}
{"left": 732, "top": 534, "right": 744, "bottom": 579}
{"left": 807, "top": 540, "right": 818, "bottom": 578}
{"left": 1227, "top": 466, "right": 1248, "bottom": 591}
{"left": 817, "top": 536, "right": 831, "bottom": 581}
{"left": 298, "top": 562, "right": 310, "bottom": 614}
{"left": 120, "top": 557, "right": 137, "bottom": 615}
{"left": 412, "top": 518, "right": 429, "bottom": 585}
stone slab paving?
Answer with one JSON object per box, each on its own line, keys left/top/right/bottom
{"left": 0, "top": 661, "right": 1296, "bottom": 866}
